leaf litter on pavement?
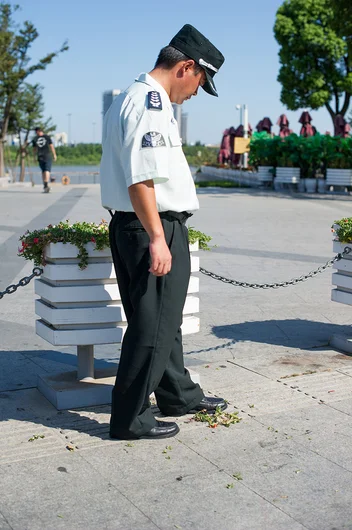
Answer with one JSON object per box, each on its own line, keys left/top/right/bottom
{"left": 192, "top": 406, "right": 242, "bottom": 428}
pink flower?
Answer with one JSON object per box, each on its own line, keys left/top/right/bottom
{"left": 91, "top": 237, "right": 96, "bottom": 243}
{"left": 18, "top": 247, "right": 23, "bottom": 253}
{"left": 33, "top": 238, "right": 39, "bottom": 244}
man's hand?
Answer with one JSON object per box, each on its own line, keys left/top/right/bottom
{"left": 149, "top": 235, "right": 172, "bottom": 276}
{"left": 53, "top": 154, "right": 57, "bottom": 162}
{"left": 128, "top": 180, "right": 172, "bottom": 277}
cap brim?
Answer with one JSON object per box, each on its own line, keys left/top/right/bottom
{"left": 202, "top": 69, "right": 218, "bottom": 97}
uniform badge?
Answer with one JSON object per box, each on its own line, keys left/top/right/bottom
{"left": 147, "top": 91, "right": 162, "bottom": 110}
{"left": 141, "top": 131, "right": 166, "bottom": 148}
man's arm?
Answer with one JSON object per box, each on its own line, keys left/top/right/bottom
{"left": 50, "top": 143, "right": 57, "bottom": 161}
{"left": 128, "top": 180, "right": 171, "bottom": 277}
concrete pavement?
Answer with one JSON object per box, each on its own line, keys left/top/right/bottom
{"left": 0, "top": 182, "right": 352, "bottom": 530}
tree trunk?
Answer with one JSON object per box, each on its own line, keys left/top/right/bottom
{"left": 0, "top": 96, "right": 13, "bottom": 178}
{"left": 19, "top": 151, "right": 26, "bottom": 182}
{"left": 0, "top": 142, "right": 5, "bottom": 179}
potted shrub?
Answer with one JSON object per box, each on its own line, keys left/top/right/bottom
{"left": 326, "top": 137, "right": 352, "bottom": 190}
{"left": 275, "top": 134, "right": 301, "bottom": 190}
{"left": 296, "top": 135, "right": 324, "bottom": 193}
{"left": 249, "top": 132, "right": 277, "bottom": 184}
{"left": 330, "top": 217, "right": 352, "bottom": 353}
{"left": 18, "top": 220, "right": 210, "bottom": 408}
{"left": 331, "top": 217, "right": 352, "bottom": 305}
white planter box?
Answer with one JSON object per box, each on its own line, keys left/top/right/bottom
{"left": 36, "top": 242, "right": 200, "bottom": 344}
{"left": 275, "top": 167, "right": 300, "bottom": 184}
{"left": 317, "top": 179, "right": 326, "bottom": 194}
{"left": 257, "top": 166, "right": 273, "bottom": 183}
{"left": 326, "top": 169, "right": 352, "bottom": 186}
{"left": 305, "top": 178, "right": 317, "bottom": 193}
{"left": 330, "top": 238, "right": 352, "bottom": 354}
{"left": 35, "top": 240, "right": 202, "bottom": 409}
{"left": 332, "top": 240, "right": 352, "bottom": 305}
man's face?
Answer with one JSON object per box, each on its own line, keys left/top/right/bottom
{"left": 172, "top": 62, "right": 206, "bottom": 104}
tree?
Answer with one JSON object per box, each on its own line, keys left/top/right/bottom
{"left": 274, "top": 0, "right": 352, "bottom": 128}
{"left": 8, "top": 83, "right": 55, "bottom": 181}
{"left": 0, "top": 3, "right": 68, "bottom": 177}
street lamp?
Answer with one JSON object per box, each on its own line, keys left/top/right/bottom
{"left": 67, "top": 113, "right": 72, "bottom": 145}
{"left": 236, "top": 104, "right": 249, "bottom": 168}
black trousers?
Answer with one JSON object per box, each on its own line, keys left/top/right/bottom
{"left": 109, "top": 211, "right": 204, "bottom": 437}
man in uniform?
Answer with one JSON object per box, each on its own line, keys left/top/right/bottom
{"left": 100, "top": 24, "right": 226, "bottom": 440}
{"left": 32, "top": 127, "right": 57, "bottom": 193}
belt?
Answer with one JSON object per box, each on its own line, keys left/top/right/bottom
{"left": 109, "top": 210, "right": 192, "bottom": 224}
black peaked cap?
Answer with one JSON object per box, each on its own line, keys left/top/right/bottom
{"left": 169, "top": 24, "right": 224, "bottom": 97}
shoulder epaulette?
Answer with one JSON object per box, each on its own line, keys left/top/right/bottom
{"left": 147, "top": 91, "right": 162, "bottom": 111}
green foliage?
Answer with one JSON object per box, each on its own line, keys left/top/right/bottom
{"left": 18, "top": 220, "right": 212, "bottom": 268}
{"left": 18, "top": 220, "right": 110, "bottom": 269}
{"left": 9, "top": 83, "right": 55, "bottom": 180}
{"left": 324, "top": 136, "right": 352, "bottom": 168}
{"left": 55, "top": 144, "right": 103, "bottom": 165}
{"left": 333, "top": 218, "right": 352, "bottom": 243}
{"left": 274, "top": 0, "right": 351, "bottom": 121}
{"left": 188, "top": 227, "right": 212, "bottom": 251}
{"left": 182, "top": 145, "right": 218, "bottom": 167}
{"left": 195, "top": 180, "right": 243, "bottom": 188}
{"left": 249, "top": 134, "right": 352, "bottom": 173}
{"left": 249, "top": 132, "right": 279, "bottom": 167}
{"left": 8, "top": 143, "right": 219, "bottom": 167}
{"left": 0, "top": 2, "right": 68, "bottom": 176}
{"left": 193, "top": 407, "right": 241, "bottom": 428}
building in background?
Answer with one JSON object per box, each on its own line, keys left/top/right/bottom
{"left": 102, "top": 89, "right": 121, "bottom": 117}
{"left": 171, "top": 103, "right": 188, "bottom": 144}
{"left": 54, "top": 132, "right": 68, "bottom": 146}
{"left": 180, "top": 112, "right": 188, "bottom": 145}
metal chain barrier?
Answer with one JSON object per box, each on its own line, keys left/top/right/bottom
{"left": 200, "top": 246, "right": 352, "bottom": 289}
{"left": 0, "top": 247, "right": 351, "bottom": 300}
{"left": 0, "top": 267, "right": 43, "bottom": 300}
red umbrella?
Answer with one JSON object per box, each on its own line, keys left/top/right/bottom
{"left": 218, "top": 127, "right": 236, "bottom": 164}
{"left": 334, "top": 114, "right": 351, "bottom": 137}
{"left": 256, "top": 117, "right": 272, "bottom": 133}
{"left": 299, "top": 111, "right": 315, "bottom": 137}
{"left": 256, "top": 119, "right": 264, "bottom": 132}
{"left": 277, "top": 114, "right": 292, "bottom": 137}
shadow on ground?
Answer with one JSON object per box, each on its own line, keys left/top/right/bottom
{"left": 212, "top": 318, "right": 352, "bottom": 351}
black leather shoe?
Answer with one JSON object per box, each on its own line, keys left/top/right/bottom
{"left": 188, "top": 396, "right": 228, "bottom": 414}
{"left": 110, "top": 420, "right": 180, "bottom": 440}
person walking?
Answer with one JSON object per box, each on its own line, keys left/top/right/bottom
{"left": 100, "top": 24, "right": 226, "bottom": 440}
{"left": 32, "top": 127, "right": 57, "bottom": 193}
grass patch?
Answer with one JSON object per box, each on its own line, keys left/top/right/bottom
{"left": 195, "top": 180, "right": 246, "bottom": 188}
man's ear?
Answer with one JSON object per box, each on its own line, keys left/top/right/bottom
{"left": 183, "top": 59, "right": 195, "bottom": 72}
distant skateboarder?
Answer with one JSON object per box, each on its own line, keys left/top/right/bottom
{"left": 32, "top": 127, "right": 57, "bottom": 193}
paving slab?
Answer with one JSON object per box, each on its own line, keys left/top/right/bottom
{"left": 0, "top": 453, "right": 158, "bottom": 530}
{"left": 176, "top": 419, "right": 352, "bottom": 530}
{"left": 1, "top": 185, "right": 352, "bottom": 529}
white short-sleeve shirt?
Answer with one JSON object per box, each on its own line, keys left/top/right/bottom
{"left": 100, "top": 73, "right": 199, "bottom": 213}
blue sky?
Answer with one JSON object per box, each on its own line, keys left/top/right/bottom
{"left": 18, "top": 0, "right": 340, "bottom": 144}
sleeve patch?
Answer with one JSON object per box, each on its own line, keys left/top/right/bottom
{"left": 147, "top": 91, "right": 162, "bottom": 110}
{"left": 141, "top": 131, "right": 166, "bottom": 148}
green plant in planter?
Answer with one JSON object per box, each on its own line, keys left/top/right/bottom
{"left": 326, "top": 137, "right": 352, "bottom": 169}
{"left": 296, "top": 135, "right": 324, "bottom": 178}
{"left": 332, "top": 217, "right": 352, "bottom": 243}
{"left": 18, "top": 220, "right": 212, "bottom": 269}
{"left": 249, "top": 133, "right": 278, "bottom": 168}
{"left": 276, "top": 134, "right": 301, "bottom": 168}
